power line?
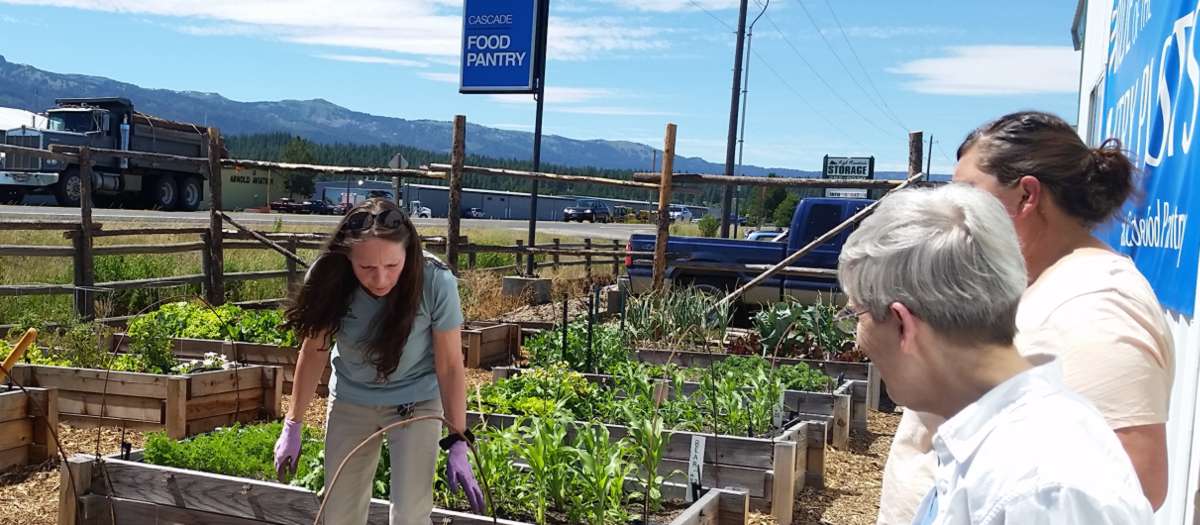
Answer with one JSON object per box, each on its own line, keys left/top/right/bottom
{"left": 686, "top": 0, "right": 872, "bottom": 154}
{"left": 758, "top": 11, "right": 895, "bottom": 139}
{"left": 793, "top": 0, "right": 907, "bottom": 133}
{"left": 820, "top": 0, "right": 910, "bottom": 132}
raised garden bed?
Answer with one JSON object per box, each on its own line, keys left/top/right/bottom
{"left": 468, "top": 410, "right": 808, "bottom": 524}
{"left": 6, "top": 364, "right": 282, "bottom": 439}
{"left": 108, "top": 321, "right": 520, "bottom": 394}
{"left": 0, "top": 385, "right": 58, "bottom": 473}
{"left": 58, "top": 452, "right": 750, "bottom": 525}
{"left": 492, "top": 364, "right": 851, "bottom": 450}
{"left": 635, "top": 347, "right": 879, "bottom": 433}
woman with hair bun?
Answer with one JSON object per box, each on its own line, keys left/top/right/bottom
{"left": 876, "top": 111, "right": 1174, "bottom": 524}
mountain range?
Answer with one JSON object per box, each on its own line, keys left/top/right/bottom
{"left": 0, "top": 54, "right": 910, "bottom": 179}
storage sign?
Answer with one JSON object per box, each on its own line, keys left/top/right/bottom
{"left": 1097, "top": 0, "right": 1200, "bottom": 316}
{"left": 460, "top": 0, "right": 539, "bottom": 93}
{"left": 821, "top": 156, "right": 875, "bottom": 179}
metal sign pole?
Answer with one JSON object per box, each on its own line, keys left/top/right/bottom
{"left": 526, "top": 0, "right": 550, "bottom": 276}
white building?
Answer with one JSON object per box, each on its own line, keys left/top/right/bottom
{"left": 1074, "top": 1, "right": 1200, "bottom": 523}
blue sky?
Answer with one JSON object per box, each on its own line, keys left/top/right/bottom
{"left": 0, "top": 0, "right": 1081, "bottom": 175}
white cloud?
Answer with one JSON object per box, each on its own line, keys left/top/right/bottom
{"left": 316, "top": 54, "right": 427, "bottom": 67}
{"left": 889, "top": 45, "right": 1080, "bottom": 96}
{"left": 0, "top": 0, "right": 673, "bottom": 62}
{"left": 604, "top": 0, "right": 739, "bottom": 13}
{"left": 489, "top": 86, "right": 618, "bottom": 105}
{"left": 417, "top": 72, "right": 459, "bottom": 84}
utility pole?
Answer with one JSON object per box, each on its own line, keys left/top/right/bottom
{"left": 734, "top": 0, "right": 769, "bottom": 240}
{"left": 926, "top": 134, "right": 933, "bottom": 181}
{"left": 720, "top": 0, "right": 751, "bottom": 238}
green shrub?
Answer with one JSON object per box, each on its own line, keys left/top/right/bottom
{"left": 696, "top": 215, "right": 719, "bottom": 237}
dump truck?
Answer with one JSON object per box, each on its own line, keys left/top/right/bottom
{"left": 0, "top": 97, "right": 217, "bottom": 210}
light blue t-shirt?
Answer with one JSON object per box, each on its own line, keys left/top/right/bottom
{"left": 328, "top": 257, "right": 464, "bottom": 406}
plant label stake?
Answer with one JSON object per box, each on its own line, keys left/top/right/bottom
{"left": 687, "top": 435, "right": 705, "bottom": 502}
{"left": 772, "top": 391, "right": 785, "bottom": 428}
{"left": 586, "top": 286, "right": 595, "bottom": 373}
{"left": 561, "top": 293, "right": 569, "bottom": 362}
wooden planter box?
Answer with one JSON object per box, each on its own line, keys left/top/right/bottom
{"left": 59, "top": 453, "right": 749, "bottom": 525}
{"left": 466, "top": 408, "right": 810, "bottom": 525}
{"left": 462, "top": 321, "right": 521, "bottom": 369}
{"left": 109, "top": 322, "right": 519, "bottom": 396}
{"left": 635, "top": 347, "right": 880, "bottom": 433}
{"left": 8, "top": 364, "right": 282, "bottom": 439}
{"left": 0, "top": 386, "right": 58, "bottom": 473}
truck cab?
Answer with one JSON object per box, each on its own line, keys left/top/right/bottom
{"left": 626, "top": 197, "right": 871, "bottom": 304}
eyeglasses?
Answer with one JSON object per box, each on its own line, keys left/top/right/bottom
{"left": 343, "top": 208, "right": 406, "bottom": 235}
{"left": 833, "top": 305, "right": 868, "bottom": 335}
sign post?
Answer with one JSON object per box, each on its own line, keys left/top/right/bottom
{"left": 461, "top": 0, "right": 548, "bottom": 277}
{"left": 821, "top": 155, "right": 875, "bottom": 199}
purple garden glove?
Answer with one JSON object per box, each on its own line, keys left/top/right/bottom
{"left": 274, "top": 418, "right": 302, "bottom": 482}
{"left": 447, "top": 441, "right": 485, "bottom": 513}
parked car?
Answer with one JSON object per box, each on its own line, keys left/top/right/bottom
{"left": 464, "top": 207, "right": 486, "bottom": 219}
{"left": 562, "top": 199, "right": 613, "bottom": 223}
{"left": 745, "top": 229, "right": 784, "bottom": 241}
{"left": 668, "top": 205, "right": 693, "bottom": 223}
{"left": 627, "top": 197, "right": 871, "bottom": 304}
{"left": 269, "top": 197, "right": 301, "bottom": 213}
{"left": 297, "top": 199, "right": 338, "bottom": 215}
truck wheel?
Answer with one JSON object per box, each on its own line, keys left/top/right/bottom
{"left": 147, "top": 176, "right": 179, "bottom": 210}
{"left": 178, "top": 176, "right": 203, "bottom": 211}
{"left": 54, "top": 167, "right": 83, "bottom": 207}
{"left": 0, "top": 188, "right": 25, "bottom": 205}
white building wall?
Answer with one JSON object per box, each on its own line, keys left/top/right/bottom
{"left": 1077, "top": 2, "right": 1200, "bottom": 523}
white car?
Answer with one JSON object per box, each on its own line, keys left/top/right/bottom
{"left": 406, "top": 200, "right": 432, "bottom": 218}
{"left": 668, "top": 205, "right": 693, "bottom": 223}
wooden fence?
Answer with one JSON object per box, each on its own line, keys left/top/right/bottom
{"left": 0, "top": 219, "right": 635, "bottom": 324}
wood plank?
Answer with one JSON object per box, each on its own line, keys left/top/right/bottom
{"left": 805, "top": 422, "right": 826, "bottom": 489}
{"left": 0, "top": 446, "right": 29, "bottom": 472}
{"left": 17, "top": 365, "right": 169, "bottom": 398}
{"left": 166, "top": 377, "right": 187, "bottom": 439}
{"left": 58, "top": 415, "right": 164, "bottom": 435}
{"left": 0, "top": 391, "right": 28, "bottom": 422}
{"left": 28, "top": 388, "right": 59, "bottom": 462}
{"left": 78, "top": 495, "right": 275, "bottom": 525}
{"left": 716, "top": 489, "right": 750, "bottom": 525}
{"left": 57, "top": 391, "right": 163, "bottom": 423}
{"left": 187, "top": 408, "right": 263, "bottom": 436}
{"left": 188, "top": 366, "right": 265, "bottom": 397}
{"left": 634, "top": 349, "right": 871, "bottom": 381}
{"left": 658, "top": 458, "right": 769, "bottom": 498}
{"left": 59, "top": 455, "right": 93, "bottom": 525}
{"left": 0, "top": 418, "right": 33, "bottom": 451}
{"left": 669, "top": 488, "right": 720, "bottom": 525}
{"left": 831, "top": 391, "right": 851, "bottom": 449}
{"left": 186, "top": 388, "right": 265, "bottom": 420}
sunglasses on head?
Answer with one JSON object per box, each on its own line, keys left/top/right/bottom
{"left": 342, "top": 208, "right": 406, "bottom": 235}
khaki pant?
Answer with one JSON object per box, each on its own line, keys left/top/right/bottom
{"left": 323, "top": 395, "right": 443, "bottom": 525}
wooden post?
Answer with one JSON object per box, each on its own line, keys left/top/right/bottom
{"left": 200, "top": 231, "right": 213, "bottom": 301}
{"left": 58, "top": 455, "right": 93, "bottom": 525}
{"left": 207, "top": 127, "right": 225, "bottom": 305}
{"left": 165, "top": 377, "right": 187, "bottom": 439}
{"left": 447, "top": 115, "right": 466, "bottom": 275}
{"left": 611, "top": 239, "right": 621, "bottom": 278}
{"left": 29, "top": 387, "right": 58, "bottom": 462}
{"left": 515, "top": 239, "right": 525, "bottom": 276}
{"left": 75, "top": 147, "right": 95, "bottom": 320}
{"left": 653, "top": 123, "right": 677, "bottom": 292}
{"left": 584, "top": 238, "right": 593, "bottom": 281}
{"left": 552, "top": 238, "right": 560, "bottom": 271}
{"left": 771, "top": 440, "right": 797, "bottom": 524}
{"left": 462, "top": 236, "right": 474, "bottom": 269}
{"left": 908, "top": 130, "right": 924, "bottom": 179}
{"left": 285, "top": 236, "right": 299, "bottom": 291}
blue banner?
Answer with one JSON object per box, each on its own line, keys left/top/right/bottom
{"left": 1099, "top": 0, "right": 1200, "bottom": 316}
{"left": 460, "top": 0, "right": 539, "bottom": 93}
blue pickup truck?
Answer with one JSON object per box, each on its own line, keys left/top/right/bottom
{"left": 625, "top": 197, "right": 871, "bottom": 303}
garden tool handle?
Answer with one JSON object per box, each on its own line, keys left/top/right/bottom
{"left": 1, "top": 328, "right": 37, "bottom": 377}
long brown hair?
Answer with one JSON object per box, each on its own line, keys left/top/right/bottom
{"left": 284, "top": 198, "right": 424, "bottom": 381}
{"left": 958, "top": 111, "right": 1135, "bottom": 226}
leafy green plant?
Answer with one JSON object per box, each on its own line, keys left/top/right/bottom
{"left": 570, "top": 422, "right": 633, "bottom": 525}
{"left": 143, "top": 422, "right": 322, "bottom": 482}
{"left": 624, "top": 290, "right": 731, "bottom": 350}
{"left": 696, "top": 215, "right": 719, "bottom": 237}
{"left": 753, "top": 296, "right": 854, "bottom": 359}
{"left": 523, "top": 322, "right": 627, "bottom": 373}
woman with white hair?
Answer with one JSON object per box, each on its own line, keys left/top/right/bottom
{"left": 877, "top": 111, "right": 1174, "bottom": 524}
{"left": 840, "top": 184, "right": 1151, "bottom": 524}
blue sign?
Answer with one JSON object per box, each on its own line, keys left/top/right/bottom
{"left": 1098, "top": 0, "right": 1200, "bottom": 316}
{"left": 460, "top": 0, "right": 539, "bottom": 93}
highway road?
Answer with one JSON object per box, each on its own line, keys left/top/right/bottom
{"left": 0, "top": 205, "right": 655, "bottom": 241}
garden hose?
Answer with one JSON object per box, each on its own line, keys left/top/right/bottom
{"left": 314, "top": 415, "right": 497, "bottom": 525}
